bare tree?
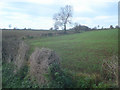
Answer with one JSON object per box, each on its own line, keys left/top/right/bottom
{"left": 54, "top": 22, "right": 59, "bottom": 30}
{"left": 53, "top": 5, "right": 73, "bottom": 33}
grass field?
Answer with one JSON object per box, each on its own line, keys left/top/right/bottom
{"left": 2, "top": 29, "right": 118, "bottom": 88}
{"left": 26, "top": 29, "right": 118, "bottom": 75}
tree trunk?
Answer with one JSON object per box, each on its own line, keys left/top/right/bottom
{"left": 64, "top": 24, "right": 66, "bottom": 33}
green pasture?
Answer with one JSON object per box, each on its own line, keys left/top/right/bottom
{"left": 26, "top": 29, "right": 118, "bottom": 74}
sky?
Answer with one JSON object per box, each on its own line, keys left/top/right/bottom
{"left": 0, "top": 0, "right": 119, "bottom": 29}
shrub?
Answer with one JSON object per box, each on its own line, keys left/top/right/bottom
{"left": 44, "top": 64, "right": 73, "bottom": 88}
{"left": 2, "top": 62, "right": 39, "bottom": 88}
{"left": 15, "top": 65, "right": 28, "bottom": 79}
{"left": 92, "top": 82, "right": 110, "bottom": 88}
{"left": 73, "top": 73, "right": 95, "bottom": 88}
{"left": 72, "top": 72, "right": 114, "bottom": 88}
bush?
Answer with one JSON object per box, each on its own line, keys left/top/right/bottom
{"left": 15, "top": 65, "right": 28, "bottom": 79}
{"left": 44, "top": 64, "right": 74, "bottom": 88}
{"left": 43, "top": 63, "right": 115, "bottom": 88}
{"left": 92, "top": 82, "right": 110, "bottom": 88}
{"left": 3, "top": 62, "right": 116, "bottom": 88}
{"left": 73, "top": 73, "right": 95, "bottom": 88}
{"left": 2, "top": 63, "right": 39, "bottom": 88}
{"left": 72, "top": 72, "right": 114, "bottom": 88}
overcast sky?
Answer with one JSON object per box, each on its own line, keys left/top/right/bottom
{"left": 0, "top": 0, "right": 119, "bottom": 29}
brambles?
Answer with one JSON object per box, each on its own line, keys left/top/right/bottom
{"left": 2, "top": 62, "right": 39, "bottom": 88}
{"left": 44, "top": 64, "right": 74, "bottom": 88}
{"left": 102, "top": 55, "right": 118, "bottom": 85}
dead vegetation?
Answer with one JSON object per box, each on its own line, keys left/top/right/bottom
{"left": 102, "top": 55, "right": 118, "bottom": 85}
{"left": 29, "top": 48, "right": 60, "bottom": 85}
{"left": 2, "top": 33, "right": 29, "bottom": 73}
{"left": 14, "top": 41, "right": 29, "bottom": 73}
{"left": 2, "top": 38, "right": 20, "bottom": 63}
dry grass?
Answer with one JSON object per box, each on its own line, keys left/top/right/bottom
{"left": 29, "top": 48, "right": 60, "bottom": 85}
{"left": 102, "top": 55, "right": 118, "bottom": 85}
{"left": 14, "top": 41, "right": 29, "bottom": 73}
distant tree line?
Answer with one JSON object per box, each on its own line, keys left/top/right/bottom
{"left": 69, "top": 24, "right": 91, "bottom": 33}
{"left": 2, "top": 4, "right": 119, "bottom": 32}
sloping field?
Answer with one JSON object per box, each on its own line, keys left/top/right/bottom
{"left": 27, "top": 29, "right": 118, "bottom": 74}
